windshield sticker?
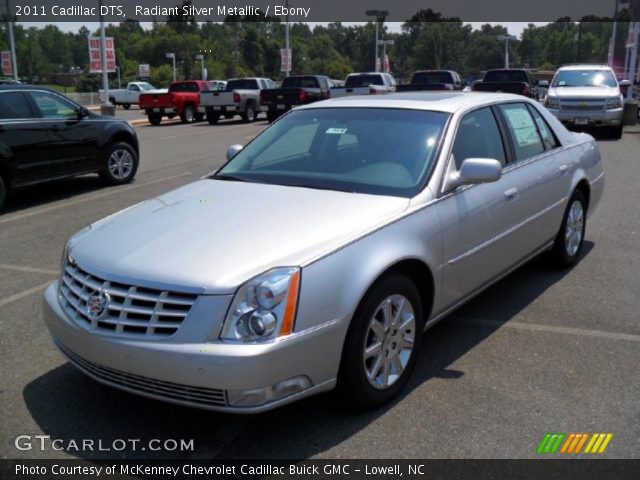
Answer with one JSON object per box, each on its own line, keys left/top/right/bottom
{"left": 326, "top": 127, "right": 348, "bottom": 134}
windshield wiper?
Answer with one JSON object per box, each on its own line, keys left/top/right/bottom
{"left": 281, "top": 182, "right": 355, "bottom": 193}
{"left": 211, "top": 174, "right": 251, "bottom": 182}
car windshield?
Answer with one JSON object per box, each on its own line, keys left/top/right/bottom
{"left": 484, "top": 70, "right": 528, "bottom": 82}
{"left": 214, "top": 108, "right": 449, "bottom": 197}
{"left": 139, "top": 83, "right": 155, "bottom": 91}
{"left": 226, "top": 79, "right": 259, "bottom": 90}
{"left": 552, "top": 70, "right": 617, "bottom": 88}
{"left": 412, "top": 72, "right": 454, "bottom": 84}
{"left": 345, "top": 75, "right": 384, "bottom": 87}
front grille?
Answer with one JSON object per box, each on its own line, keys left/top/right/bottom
{"left": 57, "top": 342, "right": 227, "bottom": 407}
{"left": 560, "top": 99, "right": 605, "bottom": 111}
{"left": 60, "top": 261, "right": 198, "bottom": 339}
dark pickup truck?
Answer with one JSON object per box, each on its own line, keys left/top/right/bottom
{"left": 472, "top": 69, "right": 537, "bottom": 98}
{"left": 396, "top": 70, "right": 464, "bottom": 92}
{"left": 260, "top": 75, "right": 334, "bottom": 122}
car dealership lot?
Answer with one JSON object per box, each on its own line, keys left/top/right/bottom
{"left": 1, "top": 118, "right": 639, "bottom": 460}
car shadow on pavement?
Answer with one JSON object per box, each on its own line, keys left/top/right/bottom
{"left": 2, "top": 176, "right": 113, "bottom": 215}
{"left": 22, "top": 243, "right": 593, "bottom": 463}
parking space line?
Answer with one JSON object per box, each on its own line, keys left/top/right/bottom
{"left": 0, "top": 172, "right": 192, "bottom": 225}
{"left": 451, "top": 316, "right": 640, "bottom": 343}
{"left": 0, "top": 281, "right": 51, "bottom": 309}
{"left": 0, "top": 264, "right": 59, "bottom": 275}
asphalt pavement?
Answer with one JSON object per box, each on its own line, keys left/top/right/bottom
{"left": 0, "top": 117, "right": 639, "bottom": 460}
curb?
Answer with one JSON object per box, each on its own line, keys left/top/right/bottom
{"left": 127, "top": 117, "right": 182, "bottom": 127}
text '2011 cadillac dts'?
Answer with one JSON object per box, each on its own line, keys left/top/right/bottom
{"left": 43, "top": 92, "right": 604, "bottom": 413}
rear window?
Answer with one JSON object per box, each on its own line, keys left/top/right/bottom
{"left": 345, "top": 75, "right": 385, "bottom": 87}
{"left": 0, "top": 91, "right": 33, "bottom": 119}
{"left": 169, "top": 82, "right": 199, "bottom": 93}
{"left": 282, "top": 77, "right": 320, "bottom": 88}
{"left": 484, "top": 70, "right": 528, "bottom": 83}
{"left": 226, "top": 79, "right": 259, "bottom": 90}
{"left": 411, "top": 71, "right": 454, "bottom": 84}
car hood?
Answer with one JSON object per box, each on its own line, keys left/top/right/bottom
{"left": 69, "top": 180, "right": 410, "bottom": 294}
{"left": 548, "top": 86, "right": 620, "bottom": 98}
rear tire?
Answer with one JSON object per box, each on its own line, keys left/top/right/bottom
{"left": 148, "top": 114, "right": 162, "bottom": 126}
{"left": 267, "top": 111, "right": 278, "bottom": 123}
{"left": 207, "top": 111, "right": 220, "bottom": 125}
{"left": 242, "top": 103, "right": 256, "bottom": 123}
{"left": 122, "top": 103, "right": 131, "bottom": 110}
{"left": 550, "top": 190, "right": 587, "bottom": 269}
{"left": 195, "top": 112, "right": 204, "bottom": 122}
{"left": 0, "top": 176, "right": 6, "bottom": 211}
{"left": 180, "top": 104, "right": 196, "bottom": 124}
{"left": 337, "top": 274, "right": 424, "bottom": 408}
{"left": 99, "top": 142, "right": 139, "bottom": 186}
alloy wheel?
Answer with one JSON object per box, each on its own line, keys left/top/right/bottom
{"left": 565, "top": 200, "right": 584, "bottom": 257}
{"left": 108, "top": 149, "right": 134, "bottom": 180}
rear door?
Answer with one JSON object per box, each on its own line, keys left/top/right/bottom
{"left": 0, "top": 90, "right": 53, "bottom": 186}
{"left": 26, "top": 90, "right": 100, "bottom": 176}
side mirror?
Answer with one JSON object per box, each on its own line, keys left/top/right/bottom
{"left": 619, "top": 79, "right": 631, "bottom": 87}
{"left": 538, "top": 80, "right": 549, "bottom": 88}
{"left": 226, "top": 144, "right": 243, "bottom": 161}
{"left": 447, "top": 158, "right": 502, "bottom": 190}
{"left": 77, "top": 107, "right": 89, "bottom": 119}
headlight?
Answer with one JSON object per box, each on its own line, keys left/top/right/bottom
{"left": 605, "top": 96, "right": 622, "bottom": 109}
{"left": 220, "top": 267, "right": 300, "bottom": 342}
{"left": 545, "top": 96, "right": 560, "bottom": 109}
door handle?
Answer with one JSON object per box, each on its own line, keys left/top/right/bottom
{"left": 558, "top": 164, "right": 568, "bottom": 174}
{"left": 504, "top": 187, "right": 519, "bottom": 202}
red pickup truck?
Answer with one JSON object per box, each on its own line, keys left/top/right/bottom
{"left": 139, "top": 80, "right": 213, "bottom": 125}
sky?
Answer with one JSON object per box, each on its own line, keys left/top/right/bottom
{"left": 22, "top": 21, "right": 550, "bottom": 39}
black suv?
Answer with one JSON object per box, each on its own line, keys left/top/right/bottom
{"left": 0, "top": 85, "right": 139, "bottom": 210}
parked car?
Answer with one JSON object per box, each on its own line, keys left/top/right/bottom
{"left": 0, "top": 85, "right": 139, "bottom": 210}
{"left": 200, "top": 77, "right": 277, "bottom": 124}
{"left": 543, "top": 64, "right": 629, "bottom": 139}
{"left": 139, "top": 80, "right": 213, "bottom": 125}
{"left": 260, "top": 75, "right": 333, "bottom": 122}
{"left": 329, "top": 72, "right": 396, "bottom": 98}
{"left": 43, "top": 91, "right": 603, "bottom": 412}
{"left": 99, "top": 82, "right": 164, "bottom": 109}
{"left": 396, "top": 70, "right": 464, "bottom": 92}
{"left": 472, "top": 69, "right": 538, "bottom": 98}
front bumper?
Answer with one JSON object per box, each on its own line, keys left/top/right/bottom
{"left": 547, "top": 107, "right": 623, "bottom": 127}
{"left": 43, "top": 282, "right": 344, "bottom": 413}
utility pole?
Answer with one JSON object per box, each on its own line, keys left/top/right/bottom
{"left": 99, "top": 0, "right": 113, "bottom": 115}
{"left": 285, "top": 0, "right": 290, "bottom": 76}
{"left": 576, "top": 22, "right": 583, "bottom": 62}
{"left": 366, "top": 10, "right": 388, "bottom": 72}
{"left": 5, "top": 0, "right": 18, "bottom": 81}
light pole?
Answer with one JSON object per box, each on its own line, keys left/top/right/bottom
{"left": 377, "top": 39, "right": 394, "bottom": 73}
{"left": 610, "top": 0, "right": 630, "bottom": 69}
{"left": 98, "top": 0, "right": 113, "bottom": 115}
{"left": 285, "top": 0, "right": 290, "bottom": 76}
{"left": 195, "top": 54, "right": 205, "bottom": 80}
{"left": 4, "top": 0, "right": 18, "bottom": 81}
{"left": 497, "top": 34, "right": 517, "bottom": 69}
{"left": 166, "top": 52, "right": 176, "bottom": 82}
{"left": 366, "top": 9, "right": 388, "bottom": 72}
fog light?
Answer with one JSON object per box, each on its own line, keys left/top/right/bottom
{"left": 610, "top": 119, "right": 620, "bottom": 124}
{"left": 227, "top": 376, "right": 312, "bottom": 407}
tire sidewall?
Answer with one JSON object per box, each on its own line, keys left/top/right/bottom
{"left": 182, "top": 105, "right": 195, "bottom": 123}
{"left": 338, "top": 274, "right": 424, "bottom": 407}
{"left": 552, "top": 190, "right": 587, "bottom": 267}
{"left": 244, "top": 104, "right": 255, "bottom": 122}
{"left": 101, "top": 142, "right": 138, "bottom": 185}
{"left": 0, "top": 176, "right": 6, "bottom": 211}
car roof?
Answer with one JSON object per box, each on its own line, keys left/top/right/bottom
{"left": 0, "top": 84, "right": 57, "bottom": 92}
{"left": 557, "top": 64, "right": 611, "bottom": 71}
{"left": 298, "top": 91, "right": 528, "bottom": 114}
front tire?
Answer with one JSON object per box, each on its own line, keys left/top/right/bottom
{"left": 122, "top": 103, "right": 131, "bottom": 110}
{"left": 550, "top": 190, "right": 587, "bottom": 268}
{"left": 148, "top": 114, "right": 162, "bottom": 126}
{"left": 99, "top": 142, "right": 139, "bottom": 186}
{"left": 337, "top": 274, "right": 424, "bottom": 408}
{"left": 610, "top": 125, "right": 623, "bottom": 139}
{"left": 267, "top": 111, "right": 278, "bottom": 123}
{"left": 207, "top": 112, "right": 220, "bottom": 125}
{"left": 0, "top": 176, "right": 6, "bottom": 211}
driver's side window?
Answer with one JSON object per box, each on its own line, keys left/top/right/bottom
{"left": 129, "top": 85, "right": 140, "bottom": 91}
{"left": 452, "top": 107, "right": 506, "bottom": 169}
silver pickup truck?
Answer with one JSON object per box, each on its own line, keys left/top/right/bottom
{"left": 329, "top": 72, "right": 396, "bottom": 98}
{"left": 200, "top": 77, "right": 277, "bottom": 124}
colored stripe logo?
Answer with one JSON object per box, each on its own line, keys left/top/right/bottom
{"left": 537, "top": 433, "right": 612, "bottom": 454}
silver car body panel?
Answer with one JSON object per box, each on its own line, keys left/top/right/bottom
{"left": 44, "top": 92, "right": 604, "bottom": 412}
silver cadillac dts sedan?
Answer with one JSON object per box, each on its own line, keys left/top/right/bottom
{"left": 43, "top": 92, "right": 604, "bottom": 412}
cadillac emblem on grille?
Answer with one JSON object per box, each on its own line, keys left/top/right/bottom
{"left": 86, "top": 291, "right": 110, "bottom": 320}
